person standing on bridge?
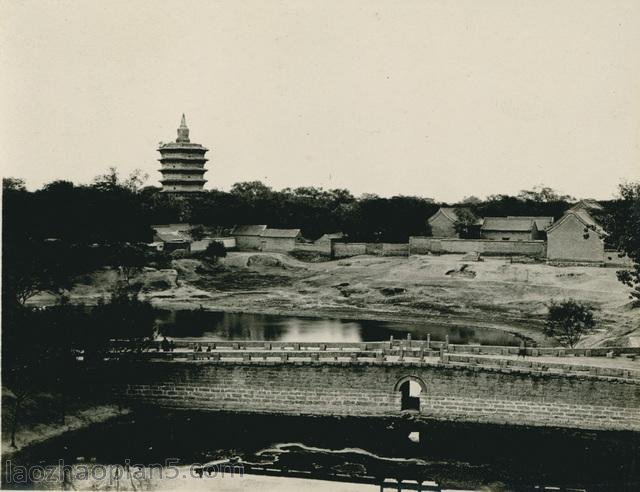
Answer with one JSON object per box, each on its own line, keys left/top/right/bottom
{"left": 161, "top": 337, "right": 170, "bottom": 352}
{"left": 518, "top": 340, "right": 527, "bottom": 358}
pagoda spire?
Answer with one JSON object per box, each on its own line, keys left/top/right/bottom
{"left": 158, "top": 115, "right": 208, "bottom": 193}
{"left": 177, "top": 113, "right": 190, "bottom": 142}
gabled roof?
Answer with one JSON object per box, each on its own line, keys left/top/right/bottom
{"left": 152, "top": 223, "right": 193, "bottom": 232}
{"left": 570, "top": 199, "right": 604, "bottom": 213}
{"left": 260, "top": 228, "right": 301, "bottom": 238}
{"left": 154, "top": 230, "right": 191, "bottom": 243}
{"left": 547, "top": 210, "right": 605, "bottom": 236}
{"left": 231, "top": 225, "right": 267, "bottom": 236}
{"left": 152, "top": 224, "right": 193, "bottom": 242}
{"left": 481, "top": 217, "right": 536, "bottom": 232}
{"left": 429, "top": 207, "right": 479, "bottom": 224}
{"left": 507, "top": 216, "right": 554, "bottom": 230}
{"left": 317, "top": 232, "right": 344, "bottom": 241}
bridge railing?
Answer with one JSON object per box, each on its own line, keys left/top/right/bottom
{"left": 96, "top": 344, "right": 640, "bottom": 381}
{"left": 99, "top": 346, "right": 442, "bottom": 363}
{"left": 108, "top": 338, "right": 640, "bottom": 358}
{"left": 443, "top": 353, "right": 640, "bottom": 380}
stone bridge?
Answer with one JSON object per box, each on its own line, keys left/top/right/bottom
{"left": 101, "top": 340, "right": 640, "bottom": 432}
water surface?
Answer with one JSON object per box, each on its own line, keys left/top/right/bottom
{"left": 156, "top": 310, "right": 521, "bottom": 346}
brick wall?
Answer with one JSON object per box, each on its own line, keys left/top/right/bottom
{"left": 112, "top": 361, "right": 640, "bottom": 431}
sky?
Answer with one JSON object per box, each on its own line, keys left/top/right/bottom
{"left": 1, "top": 0, "right": 639, "bottom": 202}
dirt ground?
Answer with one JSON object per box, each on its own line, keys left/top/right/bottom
{"left": 31, "top": 252, "right": 639, "bottom": 348}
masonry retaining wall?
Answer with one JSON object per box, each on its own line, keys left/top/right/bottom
{"left": 113, "top": 361, "right": 640, "bottom": 432}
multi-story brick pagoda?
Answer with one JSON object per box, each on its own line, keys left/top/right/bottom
{"left": 157, "top": 115, "right": 208, "bottom": 193}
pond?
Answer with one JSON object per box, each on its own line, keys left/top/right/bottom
{"left": 155, "top": 310, "right": 522, "bottom": 346}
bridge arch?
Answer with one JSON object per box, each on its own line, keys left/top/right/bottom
{"left": 394, "top": 376, "right": 427, "bottom": 412}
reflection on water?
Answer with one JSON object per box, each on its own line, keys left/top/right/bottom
{"left": 6, "top": 411, "right": 639, "bottom": 491}
{"left": 156, "top": 310, "right": 521, "bottom": 346}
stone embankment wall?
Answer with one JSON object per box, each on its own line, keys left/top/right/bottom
{"left": 114, "top": 361, "right": 640, "bottom": 432}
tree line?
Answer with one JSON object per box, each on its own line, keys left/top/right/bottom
{"left": 4, "top": 170, "right": 581, "bottom": 245}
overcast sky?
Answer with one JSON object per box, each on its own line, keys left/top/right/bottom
{"left": 1, "top": 0, "right": 638, "bottom": 202}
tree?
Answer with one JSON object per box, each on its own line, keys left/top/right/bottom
{"left": 461, "top": 195, "right": 481, "bottom": 205}
{"left": 2, "top": 239, "right": 76, "bottom": 307}
{"left": 203, "top": 241, "right": 227, "bottom": 262}
{"left": 3, "top": 177, "right": 26, "bottom": 191}
{"left": 86, "top": 286, "right": 157, "bottom": 361}
{"left": 453, "top": 208, "right": 479, "bottom": 239}
{"left": 92, "top": 167, "right": 148, "bottom": 193}
{"left": 517, "top": 185, "right": 574, "bottom": 203}
{"left": 109, "top": 243, "right": 148, "bottom": 288}
{"left": 190, "top": 225, "right": 207, "bottom": 241}
{"left": 2, "top": 304, "right": 39, "bottom": 448}
{"left": 544, "top": 300, "right": 596, "bottom": 348}
{"left": 1, "top": 300, "right": 81, "bottom": 446}
{"left": 601, "top": 182, "right": 640, "bottom": 305}
{"left": 230, "top": 181, "right": 273, "bottom": 200}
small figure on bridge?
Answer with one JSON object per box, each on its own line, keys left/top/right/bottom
{"left": 518, "top": 340, "right": 527, "bottom": 358}
{"left": 161, "top": 337, "right": 170, "bottom": 352}
{"left": 169, "top": 340, "right": 175, "bottom": 352}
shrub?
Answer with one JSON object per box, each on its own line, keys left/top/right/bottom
{"left": 544, "top": 299, "right": 596, "bottom": 348}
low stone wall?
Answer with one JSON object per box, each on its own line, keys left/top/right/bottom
{"left": 365, "top": 243, "right": 383, "bottom": 255}
{"left": 334, "top": 243, "right": 367, "bottom": 258}
{"left": 333, "top": 242, "right": 409, "bottom": 258}
{"left": 113, "top": 360, "right": 640, "bottom": 432}
{"left": 293, "top": 241, "right": 333, "bottom": 257}
{"left": 408, "top": 236, "right": 438, "bottom": 255}
{"left": 381, "top": 243, "right": 409, "bottom": 256}
{"left": 409, "top": 237, "right": 546, "bottom": 257}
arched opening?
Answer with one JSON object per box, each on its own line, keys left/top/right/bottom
{"left": 394, "top": 376, "right": 426, "bottom": 413}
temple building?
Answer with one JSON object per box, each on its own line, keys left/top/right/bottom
{"left": 157, "top": 115, "right": 208, "bottom": 193}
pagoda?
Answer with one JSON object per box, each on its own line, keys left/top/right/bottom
{"left": 157, "top": 115, "right": 208, "bottom": 193}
